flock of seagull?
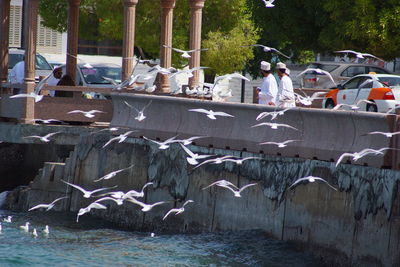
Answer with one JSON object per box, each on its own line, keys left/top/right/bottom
{"left": 7, "top": 88, "right": 398, "bottom": 238}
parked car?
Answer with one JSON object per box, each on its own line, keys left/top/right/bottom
{"left": 59, "top": 62, "right": 122, "bottom": 99}
{"left": 301, "top": 61, "right": 391, "bottom": 89}
{"left": 322, "top": 74, "right": 400, "bottom": 113}
{"left": 8, "top": 48, "right": 53, "bottom": 82}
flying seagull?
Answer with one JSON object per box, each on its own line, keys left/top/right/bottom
{"left": 125, "top": 198, "right": 167, "bottom": 212}
{"left": 296, "top": 68, "right": 336, "bottom": 87}
{"left": 67, "top": 109, "right": 105, "bottom": 118}
{"left": 163, "top": 200, "right": 194, "bottom": 220}
{"left": 143, "top": 135, "right": 179, "bottom": 150}
{"left": 251, "top": 122, "right": 299, "bottom": 131}
{"left": 28, "top": 196, "right": 69, "bottom": 211}
{"left": 365, "top": 131, "right": 400, "bottom": 138}
{"left": 289, "top": 176, "right": 337, "bottom": 191}
{"left": 203, "top": 180, "right": 257, "bottom": 197}
{"left": 335, "top": 148, "right": 390, "bottom": 167}
{"left": 260, "top": 139, "right": 301, "bottom": 148}
{"left": 94, "top": 164, "right": 134, "bottom": 182}
{"left": 23, "top": 131, "right": 61, "bottom": 142}
{"left": 244, "top": 44, "right": 291, "bottom": 59}
{"left": 189, "top": 108, "right": 234, "bottom": 120}
{"left": 262, "top": 0, "right": 275, "bottom": 8}
{"left": 163, "top": 45, "right": 208, "bottom": 58}
{"left": 124, "top": 100, "right": 152, "bottom": 122}
{"left": 102, "top": 131, "right": 136, "bottom": 148}
{"left": 335, "top": 50, "right": 384, "bottom": 61}
{"left": 61, "top": 180, "right": 117, "bottom": 198}
{"left": 10, "top": 92, "right": 44, "bottom": 102}
{"left": 179, "top": 143, "right": 214, "bottom": 165}
{"left": 76, "top": 202, "right": 107, "bottom": 222}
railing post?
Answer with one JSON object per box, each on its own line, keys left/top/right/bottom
{"left": 22, "top": 0, "right": 39, "bottom": 123}
{"left": 157, "top": 0, "right": 176, "bottom": 93}
{"left": 0, "top": 0, "right": 11, "bottom": 85}
{"left": 122, "top": 0, "right": 139, "bottom": 82}
{"left": 188, "top": 0, "right": 205, "bottom": 89}
{"left": 66, "top": 0, "right": 81, "bottom": 84}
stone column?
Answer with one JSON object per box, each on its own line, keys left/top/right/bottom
{"left": 122, "top": 0, "right": 138, "bottom": 81}
{"left": 22, "top": 0, "right": 39, "bottom": 123}
{"left": 66, "top": 0, "right": 81, "bottom": 83}
{"left": 188, "top": 0, "right": 205, "bottom": 89}
{"left": 0, "top": 0, "right": 11, "bottom": 84}
{"left": 157, "top": 0, "right": 176, "bottom": 93}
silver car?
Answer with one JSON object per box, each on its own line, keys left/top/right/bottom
{"left": 8, "top": 48, "right": 53, "bottom": 82}
{"left": 302, "top": 61, "right": 391, "bottom": 89}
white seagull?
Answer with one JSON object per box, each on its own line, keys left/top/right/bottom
{"left": 335, "top": 50, "right": 384, "bottom": 61}
{"left": 20, "top": 222, "right": 30, "bottom": 232}
{"left": 124, "top": 100, "right": 152, "bottom": 122}
{"left": 125, "top": 198, "right": 167, "bottom": 212}
{"left": 175, "top": 136, "right": 208, "bottom": 146}
{"left": 262, "top": 0, "right": 275, "bottom": 8}
{"left": 10, "top": 92, "right": 44, "bottom": 102}
{"left": 294, "top": 91, "right": 328, "bottom": 106}
{"left": 94, "top": 196, "right": 124, "bottom": 206}
{"left": 244, "top": 44, "right": 290, "bottom": 59}
{"left": 102, "top": 131, "right": 135, "bottom": 148}
{"left": 193, "top": 155, "right": 237, "bottom": 169}
{"left": 163, "top": 45, "right": 208, "bottom": 59}
{"left": 23, "top": 131, "right": 61, "bottom": 142}
{"left": 179, "top": 143, "right": 214, "bottom": 165}
{"left": 332, "top": 100, "right": 375, "bottom": 111}
{"left": 32, "top": 228, "right": 38, "bottom": 238}
{"left": 3, "top": 216, "right": 12, "bottom": 223}
{"left": 124, "top": 182, "right": 154, "bottom": 198}
{"left": 289, "top": 176, "right": 337, "bottom": 191}
{"left": 365, "top": 131, "right": 400, "bottom": 138}
{"left": 222, "top": 156, "right": 263, "bottom": 165}
{"left": 28, "top": 196, "right": 68, "bottom": 211}
{"left": 170, "top": 67, "right": 209, "bottom": 79}
{"left": 34, "top": 119, "right": 62, "bottom": 124}
{"left": 251, "top": 122, "right": 299, "bottom": 131}
{"left": 61, "top": 180, "right": 117, "bottom": 198}
{"left": 163, "top": 200, "right": 194, "bottom": 220}
{"left": 296, "top": 68, "right": 336, "bottom": 87}
{"left": 67, "top": 110, "right": 105, "bottom": 118}
{"left": 148, "top": 65, "right": 177, "bottom": 75}
{"left": 256, "top": 107, "right": 294, "bottom": 121}
{"left": 76, "top": 202, "right": 107, "bottom": 222}
{"left": 260, "top": 140, "right": 301, "bottom": 148}
{"left": 43, "top": 225, "right": 50, "bottom": 235}
{"left": 94, "top": 164, "right": 134, "bottom": 182}
{"left": 143, "top": 135, "right": 179, "bottom": 150}
{"left": 203, "top": 180, "right": 257, "bottom": 197}
{"left": 189, "top": 108, "right": 234, "bottom": 120}
{"left": 335, "top": 148, "right": 391, "bottom": 167}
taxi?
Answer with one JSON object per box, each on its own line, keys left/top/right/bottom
{"left": 322, "top": 74, "right": 400, "bottom": 113}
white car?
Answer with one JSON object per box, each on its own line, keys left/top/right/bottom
{"left": 323, "top": 74, "right": 400, "bottom": 113}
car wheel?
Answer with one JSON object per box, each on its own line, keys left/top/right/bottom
{"left": 366, "top": 102, "right": 378, "bottom": 112}
{"left": 325, "top": 99, "right": 335, "bottom": 109}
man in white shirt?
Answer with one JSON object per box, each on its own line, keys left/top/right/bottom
{"left": 276, "top": 62, "right": 296, "bottom": 107}
{"left": 257, "top": 61, "right": 278, "bottom": 105}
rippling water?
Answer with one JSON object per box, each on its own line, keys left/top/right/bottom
{"left": 0, "top": 211, "right": 323, "bottom": 267}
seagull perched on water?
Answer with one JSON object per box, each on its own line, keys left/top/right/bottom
{"left": 3, "top": 216, "right": 12, "bottom": 223}
{"left": 67, "top": 109, "right": 105, "bottom": 118}
{"left": 335, "top": 148, "right": 391, "bottom": 167}
{"left": 32, "top": 228, "right": 38, "bottom": 238}
{"left": 124, "top": 100, "right": 152, "bottom": 122}
{"left": 23, "top": 131, "right": 61, "bottom": 142}
{"left": 125, "top": 198, "right": 167, "bottom": 212}
{"left": 76, "top": 202, "right": 107, "bottom": 222}
{"left": 102, "top": 131, "right": 136, "bottom": 148}
{"left": 262, "top": 0, "right": 275, "bottom": 8}
{"left": 143, "top": 135, "right": 179, "bottom": 150}
{"left": 289, "top": 176, "right": 337, "bottom": 191}
{"left": 10, "top": 92, "right": 44, "bottom": 102}
{"left": 62, "top": 180, "right": 117, "bottom": 198}
{"left": 203, "top": 180, "right": 257, "bottom": 197}
{"left": 163, "top": 200, "right": 194, "bottom": 220}
{"left": 251, "top": 122, "right": 299, "bottom": 131}
{"left": 365, "top": 131, "right": 400, "bottom": 138}
{"left": 28, "top": 196, "right": 68, "bottom": 211}
{"left": 260, "top": 139, "right": 301, "bottom": 148}
{"left": 43, "top": 225, "right": 50, "bottom": 235}
{"left": 163, "top": 45, "right": 208, "bottom": 59}
{"left": 94, "top": 164, "right": 134, "bottom": 182}
{"left": 189, "top": 108, "right": 234, "bottom": 120}
{"left": 179, "top": 143, "right": 214, "bottom": 165}
{"left": 20, "top": 222, "right": 30, "bottom": 232}
{"left": 244, "top": 44, "right": 290, "bottom": 59}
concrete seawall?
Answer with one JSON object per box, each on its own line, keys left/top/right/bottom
{"left": 7, "top": 134, "right": 400, "bottom": 266}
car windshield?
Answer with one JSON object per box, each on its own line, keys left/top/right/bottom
{"left": 377, "top": 77, "right": 400, "bottom": 87}
{"left": 308, "top": 63, "right": 339, "bottom": 73}
{"left": 80, "top": 66, "right": 122, "bottom": 84}
{"left": 8, "top": 53, "right": 52, "bottom": 70}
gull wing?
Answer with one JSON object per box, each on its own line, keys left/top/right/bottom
{"left": 270, "top": 48, "right": 291, "bottom": 59}
{"left": 188, "top": 108, "right": 210, "bottom": 114}
{"left": 179, "top": 143, "right": 196, "bottom": 158}
{"left": 28, "top": 204, "right": 50, "bottom": 211}
{"left": 238, "top": 183, "right": 258, "bottom": 193}
{"left": 314, "top": 178, "right": 338, "bottom": 191}
{"left": 335, "top": 152, "right": 354, "bottom": 167}
{"left": 162, "top": 208, "right": 179, "bottom": 220}
{"left": 212, "top": 111, "right": 234, "bottom": 117}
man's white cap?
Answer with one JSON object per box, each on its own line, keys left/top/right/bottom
{"left": 276, "top": 62, "right": 286, "bottom": 69}
{"left": 286, "top": 68, "right": 290, "bottom": 75}
{"left": 260, "top": 61, "right": 271, "bottom": 71}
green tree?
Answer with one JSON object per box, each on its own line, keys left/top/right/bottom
{"left": 38, "top": 0, "right": 259, "bottom": 75}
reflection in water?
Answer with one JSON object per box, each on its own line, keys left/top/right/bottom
{"left": 0, "top": 211, "right": 323, "bottom": 267}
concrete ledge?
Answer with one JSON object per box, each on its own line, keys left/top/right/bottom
{"left": 111, "top": 93, "right": 394, "bottom": 168}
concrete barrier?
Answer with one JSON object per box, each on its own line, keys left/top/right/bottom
{"left": 111, "top": 94, "right": 395, "bottom": 169}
